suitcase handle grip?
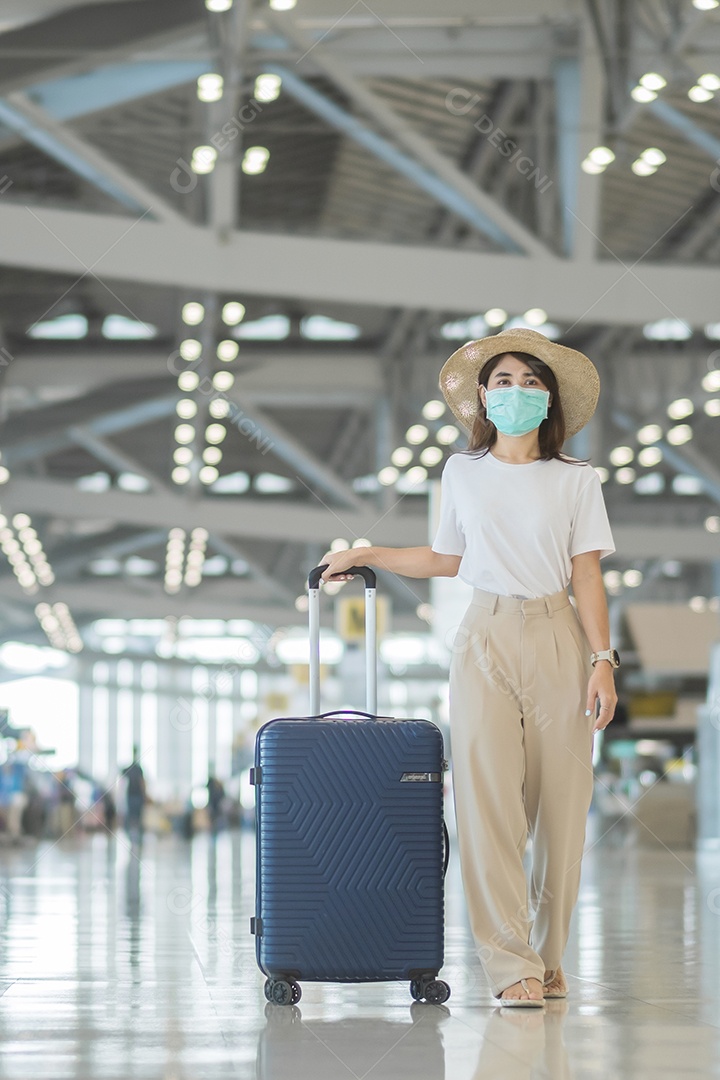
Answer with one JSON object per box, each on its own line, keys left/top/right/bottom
{"left": 317, "top": 709, "right": 377, "bottom": 720}
{"left": 442, "top": 821, "right": 450, "bottom": 879}
{"left": 308, "top": 564, "right": 377, "bottom": 590}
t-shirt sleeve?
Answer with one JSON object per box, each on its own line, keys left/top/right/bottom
{"left": 569, "top": 469, "right": 616, "bottom": 560}
{"left": 431, "top": 460, "right": 466, "bottom": 556}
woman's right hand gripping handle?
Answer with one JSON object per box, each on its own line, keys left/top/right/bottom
{"left": 318, "top": 545, "right": 460, "bottom": 583}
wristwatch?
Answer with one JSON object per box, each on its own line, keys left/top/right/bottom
{"left": 590, "top": 648, "right": 621, "bottom": 668}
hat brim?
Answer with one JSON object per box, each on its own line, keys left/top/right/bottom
{"left": 439, "top": 328, "right": 600, "bottom": 440}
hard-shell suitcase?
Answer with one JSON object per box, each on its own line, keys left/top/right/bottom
{"left": 251, "top": 565, "right": 450, "bottom": 1006}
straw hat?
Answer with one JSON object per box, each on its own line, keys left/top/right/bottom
{"left": 438, "top": 328, "right": 600, "bottom": 439}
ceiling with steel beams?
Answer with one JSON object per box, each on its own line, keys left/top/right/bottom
{"left": 1, "top": 0, "right": 720, "bottom": 651}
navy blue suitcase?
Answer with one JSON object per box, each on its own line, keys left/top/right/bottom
{"left": 251, "top": 565, "right": 450, "bottom": 1006}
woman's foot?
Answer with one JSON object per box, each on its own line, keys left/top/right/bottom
{"left": 498, "top": 977, "right": 544, "bottom": 1007}
{"left": 542, "top": 968, "right": 568, "bottom": 998}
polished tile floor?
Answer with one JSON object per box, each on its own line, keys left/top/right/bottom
{"left": 0, "top": 809, "right": 718, "bottom": 1079}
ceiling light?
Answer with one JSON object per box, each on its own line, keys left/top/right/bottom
{"left": 406, "top": 424, "right": 428, "bottom": 445}
{"left": 242, "top": 146, "right": 270, "bottom": 175}
{"left": 634, "top": 472, "right": 665, "bottom": 494}
{"left": 173, "top": 447, "right": 193, "bottom": 465}
{"left": 631, "top": 86, "right": 657, "bottom": 103}
{"left": 581, "top": 157, "right": 606, "bottom": 174}
{"left": 117, "top": 472, "right": 150, "bottom": 493}
{"left": 667, "top": 397, "right": 694, "bottom": 419}
{"left": 222, "top": 302, "right": 246, "bottom": 325}
{"left": 588, "top": 145, "right": 615, "bottom": 165}
{"left": 209, "top": 398, "right": 230, "bottom": 418}
{"left": 422, "top": 400, "right": 445, "bottom": 420}
{"left": 523, "top": 307, "right": 547, "bottom": 326}
{"left": 703, "top": 398, "right": 720, "bottom": 415}
{"left": 212, "top": 371, "right": 234, "bottom": 391}
{"left": 615, "top": 467, "right": 636, "bottom": 484}
{"left": 205, "top": 0, "right": 233, "bottom": 9}
{"left": 174, "top": 424, "right": 195, "bottom": 444}
{"left": 623, "top": 569, "right": 643, "bottom": 587}
{"left": 643, "top": 318, "right": 691, "bottom": 340}
{"left": 484, "top": 308, "right": 507, "bottom": 327}
{"left": 176, "top": 398, "right": 198, "bottom": 419}
{"left": 436, "top": 425, "right": 460, "bottom": 445}
{"left": 378, "top": 466, "right": 399, "bottom": 486}
{"left": 12, "top": 514, "right": 30, "bottom": 529}
{"left": 300, "top": 315, "right": 361, "bottom": 341}
{"left": 235, "top": 314, "right": 290, "bottom": 340}
{"left": 631, "top": 159, "right": 656, "bottom": 176}
{"left": 672, "top": 474, "right": 703, "bottom": 495}
{"left": 330, "top": 539, "right": 350, "bottom": 552}
{"left": 191, "top": 145, "right": 218, "bottom": 174}
{"left": 666, "top": 424, "right": 693, "bottom": 445}
{"left": 420, "top": 446, "right": 443, "bottom": 467}
{"left": 405, "top": 466, "right": 428, "bottom": 485}
{"left": 102, "top": 315, "right": 156, "bottom": 340}
{"left": 693, "top": 0, "right": 719, "bottom": 10}
{"left": 699, "top": 73, "right": 720, "bottom": 91}
{"left": 203, "top": 446, "right": 223, "bottom": 465}
{"left": 269, "top": 0, "right": 297, "bottom": 9}
{"left": 609, "top": 446, "right": 634, "bottom": 466}
{"left": 197, "top": 73, "right": 224, "bottom": 103}
{"left": 179, "top": 338, "right": 202, "bottom": 361}
{"left": 689, "top": 85, "right": 714, "bottom": 102}
{"left": 172, "top": 466, "right": 191, "bottom": 485}
{"left": 254, "top": 473, "right": 294, "bottom": 494}
{"left": 217, "top": 340, "right": 239, "bottom": 362}
{"left": 705, "top": 515, "right": 720, "bottom": 533}
{"left": 352, "top": 538, "right": 371, "bottom": 548}
{"left": 28, "top": 313, "right": 88, "bottom": 340}
{"left": 254, "top": 73, "right": 283, "bottom": 102}
{"left": 637, "top": 446, "right": 663, "bottom": 467}
{"left": 702, "top": 370, "right": 720, "bottom": 391}
{"left": 178, "top": 372, "right": 200, "bottom": 392}
{"left": 637, "top": 423, "right": 663, "bottom": 443}
{"left": 391, "top": 446, "right": 413, "bottom": 467}
{"left": 594, "top": 466, "right": 609, "bottom": 482}
{"left": 199, "top": 466, "right": 219, "bottom": 484}
{"left": 640, "top": 147, "right": 666, "bottom": 166}
{"left": 182, "top": 302, "right": 205, "bottom": 326}
{"left": 205, "top": 424, "right": 227, "bottom": 444}
{"left": 639, "top": 72, "right": 667, "bottom": 91}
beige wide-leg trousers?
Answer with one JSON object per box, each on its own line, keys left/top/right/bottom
{"left": 448, "top": 585, "right": 595, "bottom": 998}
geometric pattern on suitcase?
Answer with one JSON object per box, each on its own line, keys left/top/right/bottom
{"left": 255, "top": 717, "right": 445, "bottom": 982}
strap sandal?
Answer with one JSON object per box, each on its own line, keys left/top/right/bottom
{"left": 498, "top": 977, "right": 545, "bottom": 1008}
{"left": 542, "top": 969, "right": 568, "bottom": 999}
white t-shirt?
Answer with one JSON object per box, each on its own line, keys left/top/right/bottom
{"left": 431, "top": 450, "right": 616, "bottom": 597}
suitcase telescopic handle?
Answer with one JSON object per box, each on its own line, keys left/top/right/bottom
{"left": 307, "top": 564, "right": 377, "bottom": 716}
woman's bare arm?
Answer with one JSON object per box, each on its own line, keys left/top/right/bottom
{"left": 319, "top": 545, "right": 461, "bottom": 583}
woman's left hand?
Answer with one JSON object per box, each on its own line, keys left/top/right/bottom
{"left": 585, "top": 663, "right": 618, "bottom": 733}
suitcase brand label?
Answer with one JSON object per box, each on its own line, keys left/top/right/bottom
{"left": 400, "top": 771, "right": 442, "bottom": 782}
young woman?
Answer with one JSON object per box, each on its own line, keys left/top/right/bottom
{"left": 320, "top": 328, "right": 618, "bottom": 1008}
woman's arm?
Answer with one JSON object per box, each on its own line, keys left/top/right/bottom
{"left": 319, "top": 545, "right": 461, "bottom": 583}
{"left": 571, "top": 550, "right": 618, "bottom": 731}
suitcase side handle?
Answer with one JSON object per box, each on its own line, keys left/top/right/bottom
{"left": 307, "top": 564, "right": 377, "bottom": 590}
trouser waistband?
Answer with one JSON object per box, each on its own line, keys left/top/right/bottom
{"left": 469, "top": 585, "right": 570, "bottom": 617}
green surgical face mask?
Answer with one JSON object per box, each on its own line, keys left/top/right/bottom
{"left": 485, "top": 385, "right": 550, "bottom": 436}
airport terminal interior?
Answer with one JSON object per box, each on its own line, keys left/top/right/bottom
{"left": 1, "top": 0, "right": 720, "bottom": 1076}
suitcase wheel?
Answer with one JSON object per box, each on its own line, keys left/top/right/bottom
{"left": 409, "top": 977, "right": 451, "bottom": 1005}
{"left": 265, "top": 978, "right": 302, "bottom": 1006}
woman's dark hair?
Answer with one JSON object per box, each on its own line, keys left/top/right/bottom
{"left": 461, "top": 351, "right": 589, "bottom": 466}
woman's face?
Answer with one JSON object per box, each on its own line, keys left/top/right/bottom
{"left": 478, "top": 354, "right": 552, "bottom": 410}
